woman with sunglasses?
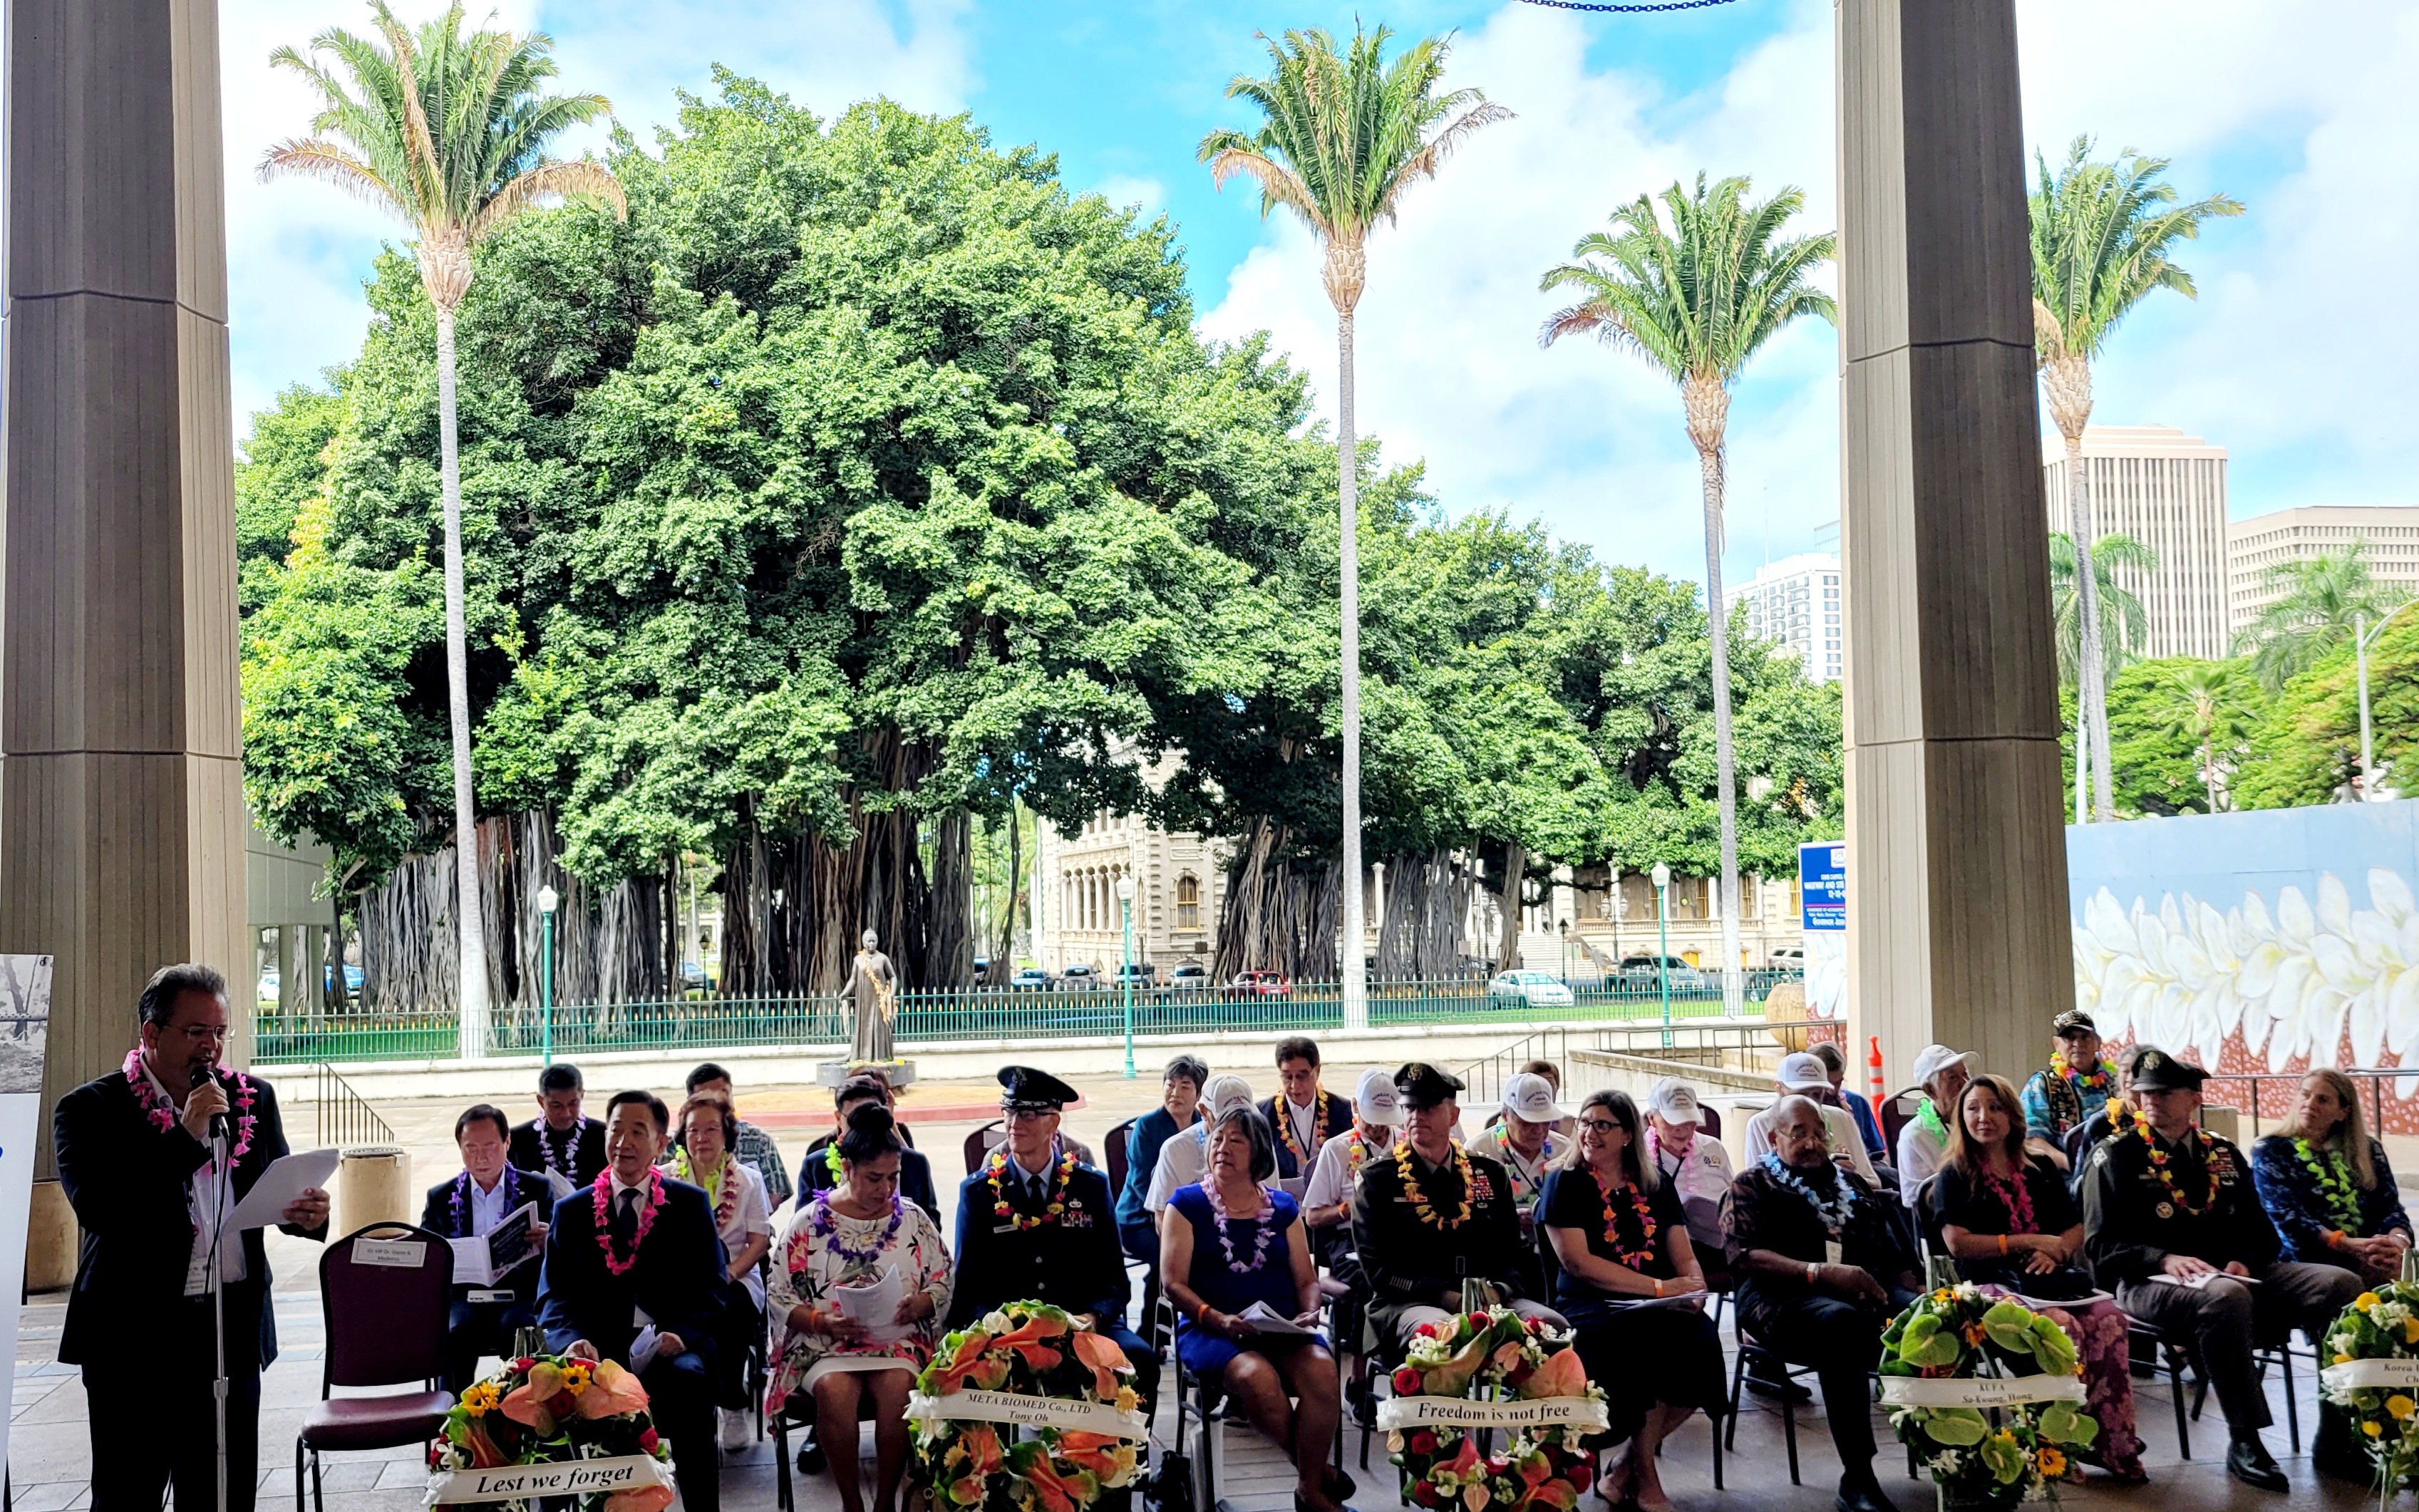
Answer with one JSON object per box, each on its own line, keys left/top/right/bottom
{"left": 1537, "top": 1091, "right": 1725, "bottom": 1512}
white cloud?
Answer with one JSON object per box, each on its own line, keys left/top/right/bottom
{"left": 1196, "top": 3, "right": 1840, "bottom": 585}
{"left": 222, "top": 0, "right": 972, "bottom": 431}
{"left": 1090, "top": 174, "right": 1167, "bottom": 215}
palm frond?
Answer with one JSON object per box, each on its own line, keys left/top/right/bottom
{"left": 256, "top": 138, "right": 412, "bottom": 219}
{"left": 468, "top": 158, "right": 626, "bottom": 243}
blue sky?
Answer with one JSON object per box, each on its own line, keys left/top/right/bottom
{"left": 222, "top": 0, "right": 2419, "bottom": 589}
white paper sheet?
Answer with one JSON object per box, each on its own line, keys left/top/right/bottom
{"left": 833, "top": 1267, "right": 909, "bottom": 1344}
{"left": 629, "top": 1325, "right": 663, "bottom": 1374}
{"left": 2145, "top": 1271, "right": 2259, "bottom": 1290}
{"left": 1237, "top": 1301, "right": 1314, "bottom": 1336}
{"left": 1597, "top": 1289, "right": 1709, "bottom": 1312}
{"left": 226, "top": 1148, "right": 341, "bottom": 1231}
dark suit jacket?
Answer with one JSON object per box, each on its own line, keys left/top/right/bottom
{"left": 54, "top": 1068, "right": 327, "bottom": 1367}
{"left": 1352, "top": 1144, "right": 1535, "bottom": 1336}
{"left": 799, "top": 1136, "right": 941, "bottom": 1220}
{"left": 421, "top": 1166, "right": 549, "bottom": 1308}
{"left": 510, "top": 1117, "right": 607, "bottom": 1189}
{"left": 947, "top": 1160, "right": 1125, "bottom": 1329}
{"left": 1259, "top": 1091, "right": 1356, "bottom": 1179}
{"left": 537, "top": 1176, "right": 726, "bottom": 1369}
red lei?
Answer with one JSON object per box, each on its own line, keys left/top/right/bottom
{"left": 592, "top": 1170, "right": 665, "bottom": 1275}
{"left": 1592, "top": 1169, "right": 1659, "bottom": 1269}
{"left": 1980, "top": 1164, "right": 2037, "bottom": 1236}
{"left": 123, "top": 1049, "right": 257, "bottom": 1166}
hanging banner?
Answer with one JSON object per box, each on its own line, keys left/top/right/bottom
{"left": 0, "top": 958, "right": 53, "bottom": 1487}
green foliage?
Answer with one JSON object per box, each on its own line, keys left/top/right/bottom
{"left": 234, "top": 380, "right": 349, "bottom": 613}
{"left": 2095, "top": 656, "right": 2264, "bottom": 815}
{"left": 2237, "top": 611, "right": 2419, "bottom": 809}
{"left": 2030, "top": 135, "right": 2244, "bottom": 370}
{"left": 2046, "top": 530, "right": 2155, "bottom": 688}
{"left": 2238, "top": 542, "right": 2411, "bottom": 694}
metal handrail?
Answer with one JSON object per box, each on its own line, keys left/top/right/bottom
{"left": 314, "top": 1062, "right": 396, "bottom": 1150}
{"left": 2194, "top": 1065, "right": 2404, "bottom": 1144}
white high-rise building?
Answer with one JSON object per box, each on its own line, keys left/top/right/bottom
{"left": 2041, "top": 425, "right": 2231, "bottom": 661}
{"left": 1726, "top": 553, "right": 1843, "bottom": 683}
{"left": 2229, "top": 506, "right": 2419, "bottom": 638}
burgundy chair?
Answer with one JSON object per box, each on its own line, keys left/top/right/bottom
{"left": 296, "top": 1222, "right": 456, "bottom": 1512}
{"left": 963, "top": 1120, "right": 1002, "bottom": 1177}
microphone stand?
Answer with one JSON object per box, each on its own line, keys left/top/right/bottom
{"left": 206, "top": 1105, "right": 233, "bottom": 1512}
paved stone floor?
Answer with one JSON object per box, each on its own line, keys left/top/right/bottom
{"left": 3, "top": 1064, "right": 2390, "bottom": 1510}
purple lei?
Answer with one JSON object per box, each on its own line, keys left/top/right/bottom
{"left": 1202, "top": 1181, "right": 1275, "bottom": 1273}
{"left": 534, "top": 1119, "right": 584, "bottom": 1182}
{"left": 810, "top": 1189, "right": 904, "bottom": 1268}
{"left": 450, "top": 1166, "right": 517, "bottom": 1237}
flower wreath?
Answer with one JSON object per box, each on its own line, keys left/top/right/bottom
{"left": 2320, "top": 1281, "right": 2419, "bottom": 1492}
{"left": 1879, "top": 1285, "right": 2098, "bottom": 1506}
{"left": 910, "top": 1302, "right": 1142, "bottom": 1512}
{"left": 1386, "top": 1305, "right": 1605, "bottom": 1512}
{"left": 428, "top": 1353, "right": 672, "bottom": 1512}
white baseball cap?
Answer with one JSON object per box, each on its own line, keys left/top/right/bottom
{"left": 1501, "top": 1072, "right": 1574, "bottom": 1124}
{"left": 1202, "top": 1074, "right": 1256, "bottom": 1119}
{"left": 1646, "top": 1077, "right": 1703, "bottom": 1127}
{"left": 1911, "top": 1044, "right": 1982, "bottom": 1089}
{"left": 1353, "top": 1067, "right": 1401, "bottom": 1124}
{"left": 1776, "top": 1052, "right": 1831, "bottom": 1091}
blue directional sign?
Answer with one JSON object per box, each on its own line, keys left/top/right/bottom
{"left": 1800, "top": 842, "right": 1845, "bottom": 931}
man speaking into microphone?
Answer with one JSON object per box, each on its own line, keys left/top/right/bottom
{"left": 53, "top": 963, "right": 331, "bottom": 1511}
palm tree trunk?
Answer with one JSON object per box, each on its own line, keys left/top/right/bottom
{"left": 435, "top": 305, "right": 490, "bottom": 1056}
{"left": 1336, "top": 304, "right": 1366, "bottom": 1027}
{"left": 1696, "top": 434, "right": 1745, "bottom": 1017}
{"left": 2063, "top": 430, "right": 2116, "bottom": 821}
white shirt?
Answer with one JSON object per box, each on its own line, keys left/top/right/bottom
{"left": 1743, "top": 1099, "right": 1879, "bottom": 1186}
{"left": 1286, "top": 1097, "right": 1322, "bottom": 1162}
{"left": 1304, "top": 1124, "right": 1396, "bottom": 1212}
{"left": 467, "top": 1171, "right": 516, "bottom": 1236}
{"left": 1897, "top": 1116, "right": 1949, "bottom": 1208}
{"left": 1650, "top": 1128, "right": 1736, "bottom": 1253}
{"left": 1145, "top": 1125, "right": 1209, "bottom": 1213}
{"left": 145, "top": 1060, "right": 244, "bottom": 1289}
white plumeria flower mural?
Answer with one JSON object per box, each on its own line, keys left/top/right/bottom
{"left": 2070, "top": 867, "right": 2419, "bottom": 1092}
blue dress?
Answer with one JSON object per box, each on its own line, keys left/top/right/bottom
{"left": 1170, "top": 1184, "right": 1326, "bottom": 1376}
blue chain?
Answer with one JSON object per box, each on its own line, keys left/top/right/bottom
{"left": 1517, "top": 0, "right": 1743, "bottom": 11}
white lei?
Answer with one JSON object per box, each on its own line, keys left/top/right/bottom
{"left": 1761, "top": 1151, "right": 1859, "bottom": 1238}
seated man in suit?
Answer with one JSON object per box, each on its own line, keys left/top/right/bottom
{"left": 421, "top": 1103, "right": 550, "bottom": 1393}
{"left": 1262, "top": 1035, "right": 1354, "bottom": 1182}
{"left": 538, "top": 1090, "right": 728, "bottom": 1512}
{"left": 510, "top": 1062, "right": 607, "bottom": 1193}
{"left": 800, "top": 1075, "right": 941, "bottom": 1216}
{"left": 1352, "top": 1063, "right": 1562, "bottom": 1350}
{"left": 949, "top": 1067, "right": 1155, "bottom": 1407}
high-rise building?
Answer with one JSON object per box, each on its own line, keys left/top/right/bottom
{"left": 1726, "top": 553, "right": 1843, "bottom": 683}
{"left": 2229, "top": 506, "right": 2419, "bottom": 638}
{"left": 2041, "top": 425, "right": 2232, "bottom": 661}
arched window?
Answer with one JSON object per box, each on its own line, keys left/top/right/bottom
{"left": 1177, "top": 874, "right": 1201, "bottom": 930}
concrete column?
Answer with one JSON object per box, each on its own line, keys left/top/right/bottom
{"left": 1, "top": 0, "right": 248, "bottom": 1189}
{"left": 277, "top": 925, "right": 299, "bottom": 1015}
{"left": 1837, "top": 0, "right": 2075, "bottom": 1086}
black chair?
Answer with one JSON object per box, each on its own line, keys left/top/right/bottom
{"left": 1877, "top": 1090, "right": 1925, "bottom": 1154}
{"left": 964, "top": 1121, "right": 1003, "bottom": 1178}
{"left": 773, "top": 1388, "right": 880, "bottom": 1512}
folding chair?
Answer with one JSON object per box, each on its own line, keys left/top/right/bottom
{"left": 296, "top": 1223, "right": 455, "bottom": 1512}
{"left": 964, "top": 1122, "right": 1003, "bottom": 1178}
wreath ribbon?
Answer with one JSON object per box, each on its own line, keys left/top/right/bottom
{"left": 1879, "top": 1375, "right": 2086, "bottom": 1409}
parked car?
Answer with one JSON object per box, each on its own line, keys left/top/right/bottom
{"left": 679, "top": 960, "right": 712, "bottom": 991}
{"left": 1619, "top": 953, "right": 1707, "bottom": 992}
{"left": 1486, "top": 970, "right": 1575, "bottom": 1010}
{"left": 1229, "top": 970, "right": 1291, "bottom": 998}
{"left": 1011, "top": 965, "right": 1055, "bottom": 991}
{"left": 258, "top": 964, "right": 367, "bottom": 1005}
{"left": 1113, "top": 963, "right": 1157, "bottom": 988}
{"left": 1166, "top": 963, "right": 1211, "bottom": 991}
{"left": 1060, "top": 963, "right": 1102, "bottom": 990}
{"left": 1768, "top": 946, "right": 1805, "bottom": 969}
{"left": 974, "top": 956, "right": 991, "bottom": 978}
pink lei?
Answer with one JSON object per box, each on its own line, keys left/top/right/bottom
{"left": 123, "top": 1049, "right": 257, "bottom": 1165}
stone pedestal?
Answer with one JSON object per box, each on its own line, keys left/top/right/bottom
{"left": 1, "top": 0, "right": 249, "bottom": 1187}
{"left": 25, "top": 1180, "right": 76, "bottom": 1293}
{"left": 815, "top": 1060, "right": 917, "bottom": 1091}
{"left": 1836, "top": 0, "right": 2075, "bottom": 1084}
{"left": 336, "top": 1146, "right": 413, "bottom": 1238}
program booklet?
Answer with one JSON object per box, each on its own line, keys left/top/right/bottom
{"left": 450, "top": 1202, "right": 539, "bottom": 1287}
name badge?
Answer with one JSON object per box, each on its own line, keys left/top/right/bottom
{"left": 634, "top": 1306, "right": 654, "bottom": 1328}
{"left": 354, "top": 1238, "right": 428, "bottom": 1268}
{"left": 1825, "top": 1241, "right": 1844, "bottom": 1267}
{"left": 469, "top": 1289, "right": 515, "bottom": 1305}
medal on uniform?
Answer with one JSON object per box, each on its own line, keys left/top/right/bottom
{"left": 2155, "top": 1202, "right": 2174, "bottom": 1219}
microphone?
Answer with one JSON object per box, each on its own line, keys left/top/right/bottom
{"left": 191, "top": 1060, "right": 229, "bottom": 1143}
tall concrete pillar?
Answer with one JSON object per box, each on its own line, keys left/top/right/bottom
{"left": 1, "top": 0, "right": 248, "bottom": 1218}
{"left": 1836, "top": 0, "right": 2074, "bottom": 1087}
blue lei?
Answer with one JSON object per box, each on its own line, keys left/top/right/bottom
{"left": 1760, "top": 1151, "right": 1860, "bottom": 1237}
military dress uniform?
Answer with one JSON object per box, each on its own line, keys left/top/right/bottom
{"left": 947, "top": 1067, "right": 1157, "bottom": 1406}
{"left": 1350, "top": 1063, "right": 1561, "bottom": 1349}
{"left": 2082, "top": 1048, "right": 2363, "bottom": 1488}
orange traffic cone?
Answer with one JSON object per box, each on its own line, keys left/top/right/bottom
{"left": 1867, "top": 1035, "right": 1887, "bottom": 1117}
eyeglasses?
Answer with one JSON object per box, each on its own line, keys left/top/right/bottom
{"left": 167, "top": 1024, "right": 229, "bottom": 1042}
{"left": 1578, "top": 1119, "right": 1621, "bottom": 1134}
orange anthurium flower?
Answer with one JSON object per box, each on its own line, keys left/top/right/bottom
{"left": 502, "top": 1363, "right": 567, "bottom": 1434}
{"left": 1517, "top": 1350, "right": 1586, "bottom": 1400}
{"left": 575, "top": 1360, "right": 651, "bottom": 1420}
{"left": 1072, "top": 1332, "right": 1133, "bottom": 1398}
{"left": 460, "top": 1420, "right": 510, "bottom": 1469}
{"left": 602, "top": 1485, "right": 675, "bottom": 1512}
{"left": 927, "top": 1332, "right": 996, "bottom": 1394}
{"left": 1010, "top": 1444, "right": 1094, "bottom": 1512}
{"left": 960, "top": 1423, "right": 1006, "bottom": 1476}
{"left": 988, "top": 1313, "right": 1069, "bottom": 1373}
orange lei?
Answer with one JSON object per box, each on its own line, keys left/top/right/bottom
{"left": 1275, "top": 1089, "right": 1331, "bottom": 1168}
{"left": 2130, "top": 1108, "right": 2221, "bottom": 1216}
{"left": 1396, "top": 1139, "right": 1475, "bottom": 1229}
{"left": 986, "top": 1148, "right": 1077, "bottom": 1231}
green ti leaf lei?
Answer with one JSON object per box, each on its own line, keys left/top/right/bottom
{"left": 2295, "top": 1138, "right": 2363, "bottom": 1236}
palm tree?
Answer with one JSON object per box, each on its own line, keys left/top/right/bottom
{"left": 1199, "top": 26, "right": 1507, "bottom": 1020}
{"left": 2151, "top": 661, "right": 2256, "bottom": 812}
{"left": 2031, "top": 136, "right": 2242, "bottom": 822}
{"left": 2238, "top": 542, "right": 2410, "bottom": 693}
{"left": 264, "top": 3, "right": 623, "bottom": 1056}
{"left": 2046, "top": 529, "right": 2155, "bottom": 821}
{"left": 1539, "top": 175, "right": 1833, "bottom": 1015}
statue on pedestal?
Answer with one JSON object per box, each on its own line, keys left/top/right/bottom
{"left": 842, "top": 928, "right": 898, "bottom": 1064}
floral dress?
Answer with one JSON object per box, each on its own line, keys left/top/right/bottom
{"left": 764, "top": 1191, "right": 954, "bottom": 1412}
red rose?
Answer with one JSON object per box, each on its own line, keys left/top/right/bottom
{"left": 1410, "top": 1431, "right": 1438, "bottom": 1455}
{"left": 640, "top": 1427, "right": 660, "bottom": 1451}
{"left": 514, "top": 1357, "right": 537, "bottom": 1372}
{"left": 1568, "top": 1462, "right": 1592, "bottom": 1491}
{"left": 1410, "top": 1483, "right": 1440, "bottom": 1508}
{"left": 1394, "top": 1367, "right": 1423, "bottom": 1394}
{"left": 1417, "top": 1322, "right": 1443, "bottom": 1339}
{"left": 1466, "top": 1312, "right": 1490, "bottom": 1331}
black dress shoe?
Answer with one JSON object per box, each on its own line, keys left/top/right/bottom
{"left": 795, "top": 1441, "right": 827, "bottom": 1475}
{"left": 1832, "top": 1482, "right": 1899, "bottom": 1512}
{"left": 2226, "top": 1437, "right": 2289, "bottom": 1493}
{"left": 1744, "top": 1374, "right": 1813, "bottom": 1404}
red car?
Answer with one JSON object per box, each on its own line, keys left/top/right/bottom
{"left": 1229, "top": 970, "right": 1291, "bottom": 998}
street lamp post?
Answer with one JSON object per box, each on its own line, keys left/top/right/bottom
{"left": 1557, "top": 917, "right": 1570, "bottom": 985}
{"left": 1650, "top": 862, "right": 1673, "bottom": 1047}
{"left": 536, "top": 885, "right": 559, "bottom": 1067}
{"left": 1117, "top": 874, "right": 1137, "bottom": 1078}
{"left": 2356, "top": 601, "right": 2419, "bottom": 799}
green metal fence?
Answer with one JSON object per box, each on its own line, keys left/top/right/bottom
{"left": 250, "top": 969, "right": 1798, "bottom": 1065}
